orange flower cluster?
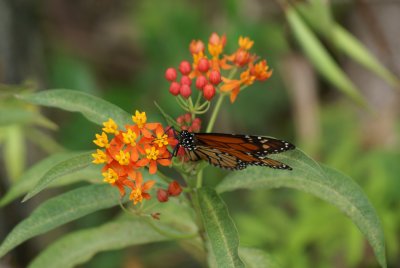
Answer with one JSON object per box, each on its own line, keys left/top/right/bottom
{"left": 189, "top": 33, "right": 273, "bottom": 103}
{"left": 92, "top": 111, "right": 177, "bottom": 205}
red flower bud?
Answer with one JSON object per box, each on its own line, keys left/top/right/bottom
{"left": 195, "top": 75, "right": 207, "bottom": 90}
{"left": 180, "top": 125, "right": 188, "bottom": 130}
{"left": 176, "top": 115, "right": 184, "bottom": 125}
{"left": 184, "top": 113, "right": 192, "bottom": 123}
{"left": 180, "top": 84, "right": 192, "bottom": 98}
{"left": 165, "top": 68, "right": 177, "bottom": 81}
{"left": 168, "top": 181, "right": 182, "bottom": 196}
{"left": 179, "top": 60, "right": 192, "bottom": 75}
{"left": 191, "top": 118, "right": 202, "bottom": 132}
{"left": 203, "top": 84, "right": 216, "bottom": 101}
{"left": 191, "top": 123, "right": 200, "bottom": 132}
{"left": 209, "top": 70, "right": 221, "bottom": 85}
{"left": 197, "top": 58, "right": 210, "bottom": 73}
{"left": 157, "top": 189, "right": 169, "bottom": 202}
{"left": 169, "top": 82, "right": 180, "bottom": 96}
{"left": 180, "top": 75, "right": 192, "bottom": 86}
{"left": 192, "top": 117, "right": 202, "bottom": 125}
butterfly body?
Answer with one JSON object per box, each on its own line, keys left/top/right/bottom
{"left": 174, "top": 130, "right": 295, "bottom": 170}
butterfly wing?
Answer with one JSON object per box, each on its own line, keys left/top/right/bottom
{"left": 184, "top": 146, "right": 243, "bottom": 169}
{"left": 194, "top": 133, "right": 295, "bottom": 155}
{"left": 185, "top": 145, "right": 292, "bottom": 170}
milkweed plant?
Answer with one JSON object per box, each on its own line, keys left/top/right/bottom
{"left": 0, "top": 33, "right": 386, "bottom": 268}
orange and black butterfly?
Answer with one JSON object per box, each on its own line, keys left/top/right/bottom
{"left": 172, "top": 130, "right": 295, "bottom": 170}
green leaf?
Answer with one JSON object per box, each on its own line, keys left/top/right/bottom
{"left": 28, "top": 218, "right": 164, "bottom": 268}
{"left": 25, "top": 127, "right": 65, "bottom": 154}
{"left": 0, "top": 184, "right": 122, "bottom": 258}
{"left": 285, "top": 7, "right": 366, "bottom": 106}
{"left": 0, "top": 152, "right": 92, "bottom": 207}
{"left": 216, "top": 149, "right": 386, "bottom": 268}
{"left": 239, "top": 247, "right": 280, "bottom": 268}
{"left": 22, "top": 152, "right": 93, "bottom": 202}
{"left": 332, "top": 26, "right": 399, "bottom": 87}
{"left": 0, "top": 107, "right": 57, "bottom": 129}
{"left": 28, "top": 199, "right": 197, "bottom": 268}
{"left": 300, "top": 0, "right": 335, "bottom": 36}
{"left": 197, "top": 187, "right": 244, "bottom": 268}
{"left": 17, "top": 89, "right": 132, "bottom": 127}
{"left": 3, "top": 125, "right": 25, "bottom": 181}
{"left": 296, "top": 3, "right": 399, "bottom": 87}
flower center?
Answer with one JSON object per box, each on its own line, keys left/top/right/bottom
{"left": 145, "top": 147, "right": 159, "bottom": 160}
{"left": 102, "top": 168, "right": 118, "bottom": 184}
{"left": 122, "top": 129, "right": 137, "bottom": 146}
{"left": 132, "top": 110, "right": 147, "bottom": 129}
{"left": 102, "top": 118, "right": 119, "bottom": 134}
{"left": 115, "top": 150, "right": 130, "bottom": 165}
{"left": 153, "top": 133, "right": 169, "bottom": 147}
{"left": 130, "top": 187, "right": 143, "bottom": 205}
{"left": 92, "top": 149, "right": 107, "bottom": 164}
{"left": 93, "top": 132, "right": 109, "bottom": 148}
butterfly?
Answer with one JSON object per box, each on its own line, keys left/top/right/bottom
{"left": 172, "top": 130, "right": 295, "bottom": 170}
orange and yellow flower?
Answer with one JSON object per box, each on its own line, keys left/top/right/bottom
{"left": 92, "top": 110, "right": 176, "bottom": 205}
{"left": 129, "top": 172, "right": 155, "bottom": 205}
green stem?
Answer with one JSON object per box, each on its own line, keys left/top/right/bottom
{"left": 176, "top": 98, "right": 191, "bottom": 112}
{"left": 194, "top": 91, "right": 202, "bottom": 108}
{"left": 193, "top": 102, "right": 210, "bottom": 114}
{"left": 154, "top": 101, "right": 180, "bottom": 128}
{"left": 205, "top": 93, "right": 225, "bottom": 133}
{"left": 196, "top": 168, "right": 203, "bottom": 188}
{"left": 197, "top": 100, "right": 210, "bottom": 110}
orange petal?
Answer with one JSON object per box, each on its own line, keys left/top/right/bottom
{"left": 230, "top": 87, "right": 241, "bottom": 103}
{"left": 141, "top": 128, "right": 153, "bottom": 138}
{"left": 143, "top": 180, "right": 156, "bottom": 191}
{"left": 155, "top": 125, "right": 164, "bottom": 136}
{"left": 121, "top": 178, "right": 135, "bottom": 189}
{"left": 145, "top": 123, "right": 160, "bottom": 130}
{"left": 219, "top": 58, "right": 233, "bottom": 70}
{"left": 220, "top": 80, "right": 241, "bottom": 92}
{"left": 142, "top": 192, "right": 151, "bottom": 200}
{"left": 149, "top": 161, "right": 157, "bottom": 174}
{"left": 158, "top": 159, "right": 172, "bottom": 166}
{"left": 130, "top": 148, "right": 139, "bottom": 162}
{"left": 135, "top": 172, "right": 143, "bottom": 185}
{"left": 115, "top": 181, "right": 126, "bottom": 196}
{"left": 127, "top": 168, "right": 137, "bottom": 180}
{"left": 136, "top": 158, "right": 149, "bottom": 167}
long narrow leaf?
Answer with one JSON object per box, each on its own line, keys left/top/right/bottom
{"left": 286, "top": 7, "right": 366, "bottom": 106}
{"left": 216, "top": 149, "right": 386, "bottom": 268}
{"left": 0, "top": 152, "right": 89, "bottom": 207}
{"left": 4, "top": 125, "right": 25, "bottom": 181}
{"left": 28, "top": 198, "right": 197, "bottom": 268}
{"left": 0, "top": 107, "right": 57, "bottom": 129}
{"left": 28, "top": 217, "right": 169, "bottom": 268}
{"left": 22, "top": 152, "right": 93, "bottom": 202}
{"left": 198, "top": 187, "right": 244, "bottom": 268}
{"left": 296, "top": 3, "right": 399, "bottom": 88}
{"left": 0, "top": 184, "right": 121, "bottom": 258}
{"left": 332, "top": 25, "right": 399, "bottom": 87}
{"left": 17, "top": 89, "right": 132, "bottom": 127}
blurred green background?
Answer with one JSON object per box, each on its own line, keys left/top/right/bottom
{"left": 0, "top": 0, "right": 399, "bottom": 267}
